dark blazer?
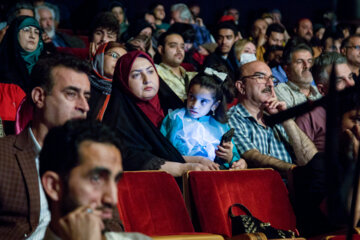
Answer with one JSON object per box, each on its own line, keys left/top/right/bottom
{"left": 0, "top": 128, "right": 40, "bottom": 239}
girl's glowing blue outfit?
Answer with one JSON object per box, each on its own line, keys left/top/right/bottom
{"left": 160, "top": 108, "right": 240, "bottom": 169}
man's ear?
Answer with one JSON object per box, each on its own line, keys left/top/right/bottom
{"left": 316, "top": 83, "right": 327, "bottom": 96}
{"left": 235, "top": 80, "right": 245, "bottom": 95}
{"left": 157, "top": 45, "right": 163, "bottom": 55}
{"left": 31, "top": 87, "right": 46, "bottom": 109}
{"left": 341, "top": 47, "right": 347, "bottom": 56}
{"left": 41, "top": 171, "right": 62, "bottom": 202}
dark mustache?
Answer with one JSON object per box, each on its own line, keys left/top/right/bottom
{"left": 262, "top": 86, "right": 272, "bottom": 93}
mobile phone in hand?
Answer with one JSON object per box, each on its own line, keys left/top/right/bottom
{"left": 220, "top": 128, "right": 235, "bottom": 146}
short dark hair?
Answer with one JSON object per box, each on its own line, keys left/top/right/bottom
{"left": 7, "top": 2, "right": 34, "bottom": 24}
{"left": 282, "top": 37, "right": 313, "bottom": 65}
{"left": 30, "top": 53, "right": 91, "bottom": 95}
{"left": 266, "top": 23, "right": 285, "bottom": 37}
{"left": 167, "top": 22, "right": 195, "bottom": 43}
{"left": 321, "top": 28, "right": 344, "bottom": 48}
{"left": 341, "top": 34, "right": 360, "bottom": 50}
{"left": 89, "top": 12, "right": 119, "bottom": 41}
{"left": 157, "top": 31, "right": 183, "bottom": 47}
{"left": 215, "top": 20, "right": 238, "bottom": 37}
{"left": 39, "top": 119, "right": 122, "bottom": 178}
{"left": 312, "top": 52, "right": 347, "bottom": 85}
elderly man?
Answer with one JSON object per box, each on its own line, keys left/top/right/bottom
{"left": 296, "top": 52, "right": 355, "bottom": 152}
{"left": 228, "top": 60, "right": 317, "bottom": 177}
{"left": 35, "top": 5, "right": 85, "bottom": 48}
{"left": 341, "top": 34, "right": 360, "bottom": 83}
{"left": 0, "top": 54, "right": 91, "bottom": 238}
{"left": 275, "top": 41, "right": 322, "bottom": 107}
{"left": 156, "top": 31, "right": 197, "bottom": 102}
{"left": 40, "top": 120, "right": 151, "bottom": 240}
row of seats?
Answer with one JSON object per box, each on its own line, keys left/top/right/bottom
{"left": 117, "top": 170, "right": 360, "bottom": 240}
{"left": 117, "top": 169, "right": 297, "bottom": 239}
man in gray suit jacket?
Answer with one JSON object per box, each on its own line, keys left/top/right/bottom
{"left": 0, "top": 54, "right": 91, "bottom": 239}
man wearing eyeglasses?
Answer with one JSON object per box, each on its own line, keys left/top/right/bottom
{"left": 341, "top": 34, "right": 360, "bottom": 83}
{"left": 275, "top": 41, "right": 322, "bottom": 108}
{"left": 228, "top": 60, "right": 317, "bottom": 177}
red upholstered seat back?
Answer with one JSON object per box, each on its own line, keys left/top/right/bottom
{"left": 117, "top": 171, "right": 195, "bottom": 235}
{"left": 187, "top": 169, "right": 296, "bottom": 238}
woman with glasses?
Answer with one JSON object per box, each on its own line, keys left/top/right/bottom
{"left": 88, "top": 41, "right": 127, "bottom": 120}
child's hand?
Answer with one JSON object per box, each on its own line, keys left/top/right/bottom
{"left": 183, "top": 156, "right": 219, "bottom": 170}
{"left": 216, "top": 141, "right": 233, "bottom": 163}
{"left": 230, "top": 159, "right": 247, "bottom": 170}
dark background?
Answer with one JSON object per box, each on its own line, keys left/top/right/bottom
{"left": 3, "top": 0, "right": 360, "bottom": 33}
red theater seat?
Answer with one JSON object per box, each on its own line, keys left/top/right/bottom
{"left": 117, "top": 171, "right": 224, "bottom": 239}
{"left": 184, "top": 169, "right": 297, "bottom": 238}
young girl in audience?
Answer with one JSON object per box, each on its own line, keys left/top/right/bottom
{"left": 160, "top": 67, "right": 246, "bottom": 169}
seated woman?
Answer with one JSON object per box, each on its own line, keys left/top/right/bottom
{"left": 102, "top": 50, "right": 217, "bottom": 176}
{"left": 160, "top": 68, "right": 246, "bottom": 169}
{"left": 0, "top": 16, "right": 44, "bottom": 134}
{"left": 88, "top": 41, "right": 127, "bottom": 120}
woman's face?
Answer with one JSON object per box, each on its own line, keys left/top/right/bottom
{"left": 18, "top": 25, "right": 40, "bottom": 52}
{"left": 153, "top": 5, "right": 165, "bottom": 21}
{"left": 128, "top": 57, "right": 159, "bottom": 101}
{"left": 112, "top": 6, "right": 125, "bottom": 24}
{"left": 103, "top": 47, "right": 127, "bottom": 78}
{"left": 242, "top": 42, "right": 256, "bottom": 55}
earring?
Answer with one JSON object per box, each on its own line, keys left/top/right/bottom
{"left": 212, "top": 109, "right": 215, "bottom": 116}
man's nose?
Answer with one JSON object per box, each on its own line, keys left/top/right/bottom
{"left": 77, "top": 95, "right": 90, "bottom": 114}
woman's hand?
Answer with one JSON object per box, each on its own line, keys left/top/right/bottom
{"left": 215, "top": 141, "right": 233, "bottom": 163}
{"left": 183, "top": 156, "right": 219, "bottom": 170}
{"left": 230, "top": 159, "right": 247, "bottom": 170}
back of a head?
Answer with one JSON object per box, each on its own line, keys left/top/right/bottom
{"left": 39, "top": 119, "right": 121, "bottom": 179}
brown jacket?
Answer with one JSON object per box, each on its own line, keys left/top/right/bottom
{"left": 0, "top": 128, "right": 40, "bottom": 239}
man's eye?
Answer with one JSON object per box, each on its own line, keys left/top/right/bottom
{"left": 65, "top": 91, "right": 77, "bottom": 99}
{"left": 90, "top": 174, "right": 101, "bottom": 184}
{"left": 255, "top": 75, "right": 265, "bottom": 80}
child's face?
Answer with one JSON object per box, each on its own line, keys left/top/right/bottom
{"left": 186, "top": 84, "right": 217, "bottom": 119}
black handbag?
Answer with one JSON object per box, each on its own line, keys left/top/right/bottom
{"left": 228, "top": 203, "right": 295, "bottom": 238}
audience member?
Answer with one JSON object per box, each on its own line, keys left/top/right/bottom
{"left": 7, "top": 2, "right": 35, "bottom": 24}
{"left": 89, "top": 12, "right": 119, "bottom": 55}
{"left": 341, "top": 34, "right": 360, "bottom": 83}
{"left": 88, "top": 41, "right": 127, "bottom": 121}
{"left": 102, "top": 51, "right": 213, "bottom": 176}
{"left": 0, "top": 54, "right": 91, "bottom": 239}
{"left": 150, "top": 3, "right": 170, "bottom": 33}
{"left": 234, "top": 39, "right": 257, "bottom": 66}
{"left": 250, "top": 18, "right": 268, "bottom": 53}
{"left": 264, "top": 45, "right": 284, "bottom": 68}
{"left": 170, "top": 3, "right": 213, "bottom": 49}
{"left": 40, "top": 120, "right": 151, "bottom": 240}
{"left": 294, "top": 18, "right": 313, "bottom": 43}
{"left": 275, "top": 41, "right": 322, "bottom": 107}
{"left": 321, "top": 29, "right": 344, "bottom": 53}
{"left": 228, "top": 60, "right": 317, "bottom": 177}
{"left": 109, "top": 1, "right": 129, "bottom": 38}
{"left": 35, "top": 5, "right": 85, "bottom": 48}
{"left": 0, "top": 16, "right": 44, "bottom": 133}
{"left": 296, "top": 52, "right": 355, "bottom": 152}
{"left": 161, "top": 67, "right": 245, "bottom": 170}
{"left": 257, "top": 23, "right": 285, "bottom": 61}
{"left": 156, "top": 31, "right": 197, "bottom": 102}
{"left": 203, "top": 21, "right": 239, "bottom": 80}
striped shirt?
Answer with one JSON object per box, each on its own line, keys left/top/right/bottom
{"left": 228, "top": 104, "right": 293, "bottom": 164}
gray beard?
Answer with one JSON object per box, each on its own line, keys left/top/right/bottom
{"left": 45, "top": 26, "right": 55, "bottom": 39}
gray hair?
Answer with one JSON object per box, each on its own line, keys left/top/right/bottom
{"left": 34, "top": 5, "right": 56, "bottom": 23}
{"left": 171, "top": 3, "right": 193, "bottom": 22}
{"left": 312, "top": 52, "right": 347, "bottom": 85}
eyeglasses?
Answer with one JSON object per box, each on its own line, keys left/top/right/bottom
{"left": 346, "top": 45, "right": 360, "bottom": 50}
{"left": 105, "top": 51, "right": 121, "bottom": 59}
{"left": 240, "top": 73, "right": 279, "bottom": 86}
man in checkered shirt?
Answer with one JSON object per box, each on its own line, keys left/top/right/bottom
{"left": 228, "top": 60, "right": 317, "bottom": 177}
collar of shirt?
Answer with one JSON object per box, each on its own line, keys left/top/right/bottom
{"left": 159, "top": 63, "right": 186, "bottom": 79}
{"left": 29, "top": 127, "right": 41, "bottom": 154}
{"left": 235, "top": 103, "right": 254, "bottom": 119}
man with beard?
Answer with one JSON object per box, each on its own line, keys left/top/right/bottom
{"left": 275, "top": 42, "right": 322, "bottom": 108}
{"left": 294, "top": 18, "right": 313, "bottom": 43}
{"left": 40, "top": 120, "right": 151, "bottom": 240}
{"left": 228, "top": 60, "right": 317, "bottom": 177}
{"left": 203, "top": 21, "right": 239, "bottom": 80}
{"left": 35, "top": 5, "right": 85, "bottom": 48}
{"left": 156, "top": 31, "right": 197, "bottom": 101}
{"left": 341, "top": 34, "right": 360, "bottom": 83}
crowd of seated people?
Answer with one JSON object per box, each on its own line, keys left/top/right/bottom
{"left": 1, "top": 0, "right": 360, "bottom": 239}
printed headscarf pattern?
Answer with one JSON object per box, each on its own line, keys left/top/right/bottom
{"left": 113, "top": 50, "right": 164, "bottom": 127}
{"left": 90, "top": 42, "right": 112, "bottom": 95}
